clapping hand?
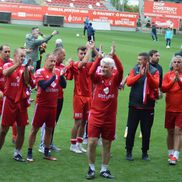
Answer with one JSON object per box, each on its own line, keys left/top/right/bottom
{"left": 145, "top": 62, "right": 149, "bottom": 73}
{"left": 139, "top": 65, "right": 145, "bottom": 76}
{"left": 65, "top": 58, "right": 74, "bottom": 67}
{"left": 98, "top": 44, "right": 103, "bottom": 58}
{"left": 174, "top": 71, "right": 180, "bottom": 82}
{"left": 60, "top": 67, "right": 67, "bottom": 76}
{"left": 25, "top": 58, "right": 31, "bottom": 67}
{"left": 110, "top": 42, "right": 116, "bottom": 57}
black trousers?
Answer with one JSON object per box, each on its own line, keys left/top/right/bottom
{"left": 166, "top": 38, "right": 171, "bottom": 46}
{"left": 51, "top": 98, "right": 64, "bottom": 143}
{"left": 87, "top": 35, "right": 95, "bottom": 41}
{"left": 151, "top": 32, "right": 158, "bottom": 41}
{"left": 56, "top": 98, "right": 64, "bottom": 123}
{"left": 83, "top": 26, "right": 87, "bottom": 36}
{"left": 125, "top": 107, "right": 154, "bottom": 153}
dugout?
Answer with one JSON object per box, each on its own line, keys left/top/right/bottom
{"left": 43, "top": 15, "right": 64, "bottom": 27}
{"left": 0, "top": 12, "right": 11, "bottom": 23}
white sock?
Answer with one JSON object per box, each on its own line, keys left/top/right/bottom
{"left": 14, "top": 149, "right": 21, "bottom": 156}
{"left": 168, "top": 149, "right": 174, "bottom": 156}
{"left": 173, "top": 151, "right": 180, "bottom": 160}
{"left": 89, "top": 164, "right": 95, "bottom": 171}
{"left": 76, "top": 142, "right": 82, "bottom": 146}
{"left": 100, "top": 164, "right": 108, "bottom": 172}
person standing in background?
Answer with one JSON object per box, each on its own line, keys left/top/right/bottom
{"left": 165, "top": 27, "right": 173, "bottom": 49}
{"left": 25, "top": 27, "right": 58, "bottom": 71}
{"left": 151, "top": 22, "right": 158, "bottom": 41}
{"left": 87, "top": 23, "right": 95, "bottom": 42}
{"left": 149, "top": 50, "right": 163, "bottom": 99}
{"left": 83, "top": 16, "right": 90, "bottom": 37}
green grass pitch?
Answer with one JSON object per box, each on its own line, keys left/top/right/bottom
{"left": 0, "top": 23, "right": 182, "bottom": 182}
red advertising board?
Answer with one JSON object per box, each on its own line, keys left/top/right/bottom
{"left": 90, "top": 10, "right": 138, "bottom": 27}
{"left": 151, "top": 17, "right": 180, "bottom": 29}
{"left": 144, "top": 1, "right": 182, "bottom": 29}
{"left": 144, "top": 1, "right": 182, "bottom": 18}
{"left": 0, "top": 3, "right": 139, "bottom": 28}
{"left": 0, "top": 3, "right": 45, "bottom": 20}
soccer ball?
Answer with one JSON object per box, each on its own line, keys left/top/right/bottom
{"left": 76, "top": 33, "right": 80, "bottom": 37}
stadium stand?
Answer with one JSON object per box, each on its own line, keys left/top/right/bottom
{"left": 0, "top": 0, "right": 38, "bottom": 4}
{"left": 45, "top": 0, "right": 108, "bottom": 10}
{"left": 0, "top": 0, "right": 108, "bottom": 10}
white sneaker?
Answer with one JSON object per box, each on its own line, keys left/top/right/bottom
{"left": 70, "top": 145, "right": 83, "bottom": 154}
{"left": 166, "top": 45, "right": 170, "bottom": 48}
{"left": 38, "top": 145, "right": 44, "bottom": 154}
{"left": 83, "top": 138, "right": 88, "bottom": 145}
{"left": 98, "top": 138, "right": 102, "bottom": 146}
{"left": 77, "top": 143, "right": 87, "bottom": 153}
{"left": 50, "top": 144, "right": 61, "bottom": 152}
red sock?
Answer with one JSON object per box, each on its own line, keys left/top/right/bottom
{"left": 77, "top": 137, "right": 83, "bottom": 144}
{"left": 70, "top": 139, "right": 77, "bottom": 145}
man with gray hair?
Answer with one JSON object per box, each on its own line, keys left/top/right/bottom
{"left": 162, "top": 55, "right": 182, "bottom": 165}
{"left": 86, "top": 44, "right": 123, "bottom": 179}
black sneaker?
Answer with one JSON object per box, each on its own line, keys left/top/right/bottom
{"left": 13, "top": 154, "right": 25, "bottom": 162}
{"left": 126, "top": 152, "right": 134, "bottom": 161}
{"left": 100, "top": 170, "right": 114, "bottom": 179}
{"left": 142, "top": 153, "right": 150, "bottom": 161}
{"left": 86, "top": 167, "right": 95, "bottom": 180}
{"left": 27, "top": 153, "right": 34, "bottom": 162}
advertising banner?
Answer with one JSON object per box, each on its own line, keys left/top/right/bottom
{"left": 0, "top": 3, "right": 139, "bottom": 28}
{"left": 0, "top": 3, "right": 45, "bottom": 20}
{"left": 144, "top": 1, "right": 182, "bottom": 29}
{"left": 151, "top": 17, "right": 180, "bottom": 29}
